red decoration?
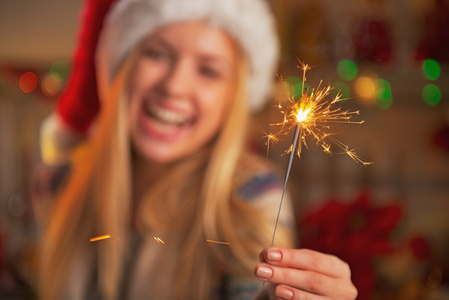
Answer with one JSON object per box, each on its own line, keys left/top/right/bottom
{"left": 299, "top": 192, "right": 402, "bottom": 300}
{"left": 433, "top": 125, "right": 449, "bottom": 153}
{"left": 354, "top": 19, "right": 392, "bottom": 63}
{"left": 415, "top": 0, "right": 449, "bottom": 61}
{"left": 409, "top": 236, "right": 431, "bottom": 262}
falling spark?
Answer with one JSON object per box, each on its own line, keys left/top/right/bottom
{"left": 206, "top": 239, "right": 230, "bottom": 245}
{"left": 89, "top": 234, "right": 111, "bottom": 242}
{"left": 154, "top": 237, "right": 165, "bottom": 244}
{"left": 269, "top": 61, "right": 372, "bottom": 247}
{"left": 263, "top": 132, "right": 279, "bottom": 159}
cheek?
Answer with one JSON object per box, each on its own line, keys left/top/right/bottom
{"left": 199, "top": 92, "right": 231, "bottom": 137}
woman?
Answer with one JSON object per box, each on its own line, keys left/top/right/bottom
{"left": 35, "top": 0, "right": 358, "bottom": 299}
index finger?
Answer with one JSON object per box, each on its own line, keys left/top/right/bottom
{"left": 261, "top": 247, "right": 351, "bottom": 279}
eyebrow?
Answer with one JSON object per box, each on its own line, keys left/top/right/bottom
{"left": 143, "top": 34, "right": 234, "bottom": 71}
{"left": 199, "top": 55, "right": 233, "bottom": 74}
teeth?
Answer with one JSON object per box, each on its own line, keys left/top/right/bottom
{"left": 146, "top": 104, "right": 190, "bottom": 125}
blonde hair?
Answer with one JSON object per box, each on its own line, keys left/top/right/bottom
{"left": 39, "top": 38, "right": 293, "bottom": 300}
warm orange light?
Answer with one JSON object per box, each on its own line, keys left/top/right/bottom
{"left": 19, "top": 72, "right": 38, "bottom": 93}
{"left": 269, "top": 61, "right": 371, "bottom": 165}
{"left": 355, "top": 76, "right": 376, "bottom": 100}
{"left": 89, "top": 234, "right": 111, "bottom": 242}
{"left": 41, "top": 73, "right": 63, "bottom": 97}
{"left": 206, "top": 239, "right": 230, "bottom": 245}
{"left": 154, "top": 236, "right": 165, "bottom": 244}
{"left": 296, "top": 107, "right": 311, "bottom": 122}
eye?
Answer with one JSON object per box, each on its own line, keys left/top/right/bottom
{"left": 142, "top": 47, "right": 168, "bottom": 60}
{"left": 199, "top": 65, "right": 220, "bottom": 79}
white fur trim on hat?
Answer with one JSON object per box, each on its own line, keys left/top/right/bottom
{"left": 96, "top": 0, "right": 280, "bottom": 112}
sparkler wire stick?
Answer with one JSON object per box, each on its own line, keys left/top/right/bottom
{"left": 270, "top": 122, "right": 301, "bottom": 247}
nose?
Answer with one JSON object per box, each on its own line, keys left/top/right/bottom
{"left": 161, "top": 58, "right": 192, "bottom": 98}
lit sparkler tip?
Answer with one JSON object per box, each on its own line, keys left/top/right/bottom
{"left": 89, "top": 234, "right": 111, "bottom": 242}
{"left": 295, "top": 107, "right": 311, "bottom": 123}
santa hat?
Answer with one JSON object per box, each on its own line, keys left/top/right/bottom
{"left": 41, "top": 0, "right": 116, "bottom": 163}
{"left": 42, "top": 0, "right": 280, "bottom": 164}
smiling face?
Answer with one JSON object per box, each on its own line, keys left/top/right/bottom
{"left": 128, "top": 21, "right": 239, "bottom": 165}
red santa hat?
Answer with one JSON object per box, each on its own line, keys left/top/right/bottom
{"left": 41, "top": 0, "right": 116, "bottom": 163}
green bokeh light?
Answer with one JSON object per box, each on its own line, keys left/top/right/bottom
{"left": 422, "top": 59, "right": 441, "bottom": 81}
{"left": 292, "top": 82, "right": 311, "bottom": 99}
{"left": 375, "top": 78, "right": 393, "bottom": 109}
{"left": 337, "top": 60, "right": 358, "bottom": 81}
{"left": 422, "top": 84, "right": 441, "bottom": 106}
{"left": 285, "top": 75, "right": 301, "bottom": 86}
{"left": 331, "top": 81, "right": 351, "bottom": 100}
{"left": 376, "top": 94, "right": 393, "bottom": 110}
{"left": 49, "top": 61, "right": 70, "bottom": 79}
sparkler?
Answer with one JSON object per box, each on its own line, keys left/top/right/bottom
{"left": 269, "top": 62, "right": 372, "bottom": 247}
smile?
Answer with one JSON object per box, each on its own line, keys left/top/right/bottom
{"left": 145, "top": 103, "right": 192, "bottom": 126}
{"left": 138, "top": 101, "right": 195, "bottom": 140}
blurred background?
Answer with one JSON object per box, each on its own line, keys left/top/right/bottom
{"left": 0, "top": 0, "right": 448, "bottom": 299}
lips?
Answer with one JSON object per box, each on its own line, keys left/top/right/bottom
{"left": 138, "top": 100, "right": 194, "bottom": 140}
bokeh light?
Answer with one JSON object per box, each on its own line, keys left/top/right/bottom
{"left": 422, "top": 59, "right": 441, "bottom": 81}
{"left": 331, "top": 81, "right": 351, "bottom": 100}
{"left": 355, "top": 76, "right": 376, "bottom": 100}
{"left": 19, "top": 72, "right": 38, "bottom": 93}
{"left": 337, "top": 60, "right": 358, "bottom": 81}
{"left": 49, "top": 60, "right": 70, "bottom": 79}
{"left": 292, "top": 82, "right": 311, "bottom": 99}
{"left": 422, "top": 84, "right": 441, "bottom": 106}
{"left": 285, "top": 75, "right": 301, "bottom": 86}
{"left": 375, "top": 78, "right": 393, "bottom": 110}
{"left": 41, "top": 73, "right": 64, "bottom": 97}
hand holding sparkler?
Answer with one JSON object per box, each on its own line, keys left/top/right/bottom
{"left": 256, "top": 61, "right": 362, "bottom": 300}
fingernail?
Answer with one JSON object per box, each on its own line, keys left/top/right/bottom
{"left": 275, "top": 286, "right": 293, "bottom": 300}
{"left": 256, "top": 266, "right": 273, "bottom": 279}
{"left": 266, "top": 250, "right": 282, "bottom": 262}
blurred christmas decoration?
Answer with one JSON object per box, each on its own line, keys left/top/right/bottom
{"left": 0, "top": 61, "right": 69, "bottom": 100}
{"left": 354, "top": 18, "right": 392, "bottom": 63}
{"left": 298, "top": 192, "right": 402, "bottom": 300}
{"left": 415, "top": 0, "right": 449, "bottom": 61}
{"left": 433, "top": 125, "right": 449, "bottom": 153}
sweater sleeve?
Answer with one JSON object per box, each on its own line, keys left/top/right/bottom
{"left": 237, "top": 171, "right": 296, "bottom": 237}
{"left": 31, "top": 161, "right": 72, "bottom": 226}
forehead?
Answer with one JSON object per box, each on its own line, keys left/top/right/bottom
{"left": 142, "top": 20, "right": 239, "bottom": 59}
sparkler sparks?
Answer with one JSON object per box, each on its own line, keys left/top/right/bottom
{"left": 206, "top": 239, "right": 230, "bottom": 245}
{"left": 269, "top": 62, "right": 372, "bottom": 247}
{"left": 268, "top": 61, "right": 371, "bottom": 165}
{"left": 89, "top": 234, "right": 111, "bottom": 242}
{"left": 154, "top": 236, "right": 165, "bottom": 244}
